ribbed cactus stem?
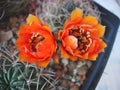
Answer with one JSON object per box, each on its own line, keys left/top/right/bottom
{"left": 0, "top": 41, "right": 59, "bottom": 90}
{"left": 36, "top": 0, "right": 101, "bottom": 32}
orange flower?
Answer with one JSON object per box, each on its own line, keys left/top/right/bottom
{"left": 16, "top": 14, "right": 57, "bottom": 67}
{"left": 58, "top": 8, "right": 107, "bottom": 61}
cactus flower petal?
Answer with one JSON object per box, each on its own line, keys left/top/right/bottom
{"left": 70, "top": 7, "right": 83, "bottom": 20}
{"left": 16, "top": 14, "right": 57, "bottom": 68}
{"left": 58, "top": 8, "right": 107, "bottom": 61}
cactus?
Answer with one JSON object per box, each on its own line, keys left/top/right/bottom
{"left": 0, "top": 0, "right": 101, "bottom": 90}
{"left": 0, "top": 41, "right": 59, "bottom": 90}
{"left": 34, "top": 0, "right": 101, "bottom": 89}
{"left": 36, "top": 0, "right": 101, "bottom": 32}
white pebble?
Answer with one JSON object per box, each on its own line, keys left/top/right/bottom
{"left": 62, "top": 58, "right": 69, "bottom": 66}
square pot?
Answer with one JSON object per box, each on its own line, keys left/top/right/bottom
{"left": 80, "top": 3, "right": 120, "bottom": 90}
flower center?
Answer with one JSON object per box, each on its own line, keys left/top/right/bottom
{"left": 29, "top": 33, "right": 45, "bottom": 52}
{"left": 69, "top": 26, "right": 92, "bottom": 54}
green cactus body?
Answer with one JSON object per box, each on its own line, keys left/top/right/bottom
{"left": 36, "top": 0, "right": 100, "bottom": 32}
{"left": 0, "top": 0, "right": 101, "bottom": 90}
{"left": 0, "top": 41, "right": 58, "bottom": 90}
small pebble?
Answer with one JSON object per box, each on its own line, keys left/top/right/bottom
{"left": 60, "top": 79, "right": 69, "bottom": 88}
{"left": 70, "top": 85, "right": 79, "bottom": 90}
{"left": 86, "top": 61, "right": 92, "bottom": 68}
{"left": 67, "top": 61, "right": 76, "bottom": 74}
{"left": 69, "top": 82, "right": 75, "bottom": 87}
{"left": 77, "top": 65, "right": 88, "bottom": 75}
{"left": 0, "top": 31, "right": 13, "bottom": 42}
{"left": 62, "top": 58, "right": 69, "bottom": 66}
{"left": 64, "top": 66, "right": 68, "bottom": 73}
{"left": 76, "top": 61, "right": 86, "bottom": 68}
{"left": 54, "top": 64, "right": 63, "bottom": 70}
{"left": 55, "top": 70, "right": 63, "bottom": 78}
{"left": 9, "top": 17, "right": 18, "bottom": 25}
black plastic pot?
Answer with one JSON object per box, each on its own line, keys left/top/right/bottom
{"left": 80, "top": 3, "right": 120, "bottom": 90}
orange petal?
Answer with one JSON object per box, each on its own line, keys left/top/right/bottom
{"left": 19, "top": 55, "right": 27, "bottom": 62}
{"left": 63, "top": 35, "right": 78, "bottom": 49}
{"left": 80, "top": 53, "right": 89, "bottom": 60}
{"left": 37, "top": 58, "right": 50, "bottom": 68}
{"left": 18, "top": 24, "right": 29, "bottom": 34}
{"left": 87, "top": 44, "right": 98, "bottom": 60}
{"left": 36, "top": 43, "right": 53, "bottom": 57}
{"left": 60, "top": 46, "right": 69, "bottom": 58}
{"left": 97, "top": 39, "right": 107, "bottom": 52}
{"left": 26, "top": 14, "right": 42, "bottom": 25}
{"left": 52, "top": 53, "right": 60, "bottom": 64}
{"left": 58, "top": 30, "right": 69, "bottom": 40}
{"left": 88, "top": 40, "right": 106, "bottom": 60}
{"left": 43, "top": 26, "right": 51, "bottom": 32}
{"left": 88, "top": 54, "right": 98, "bottom": 61}
{"left": 58, "top": 30, "right": 63, "bottom": 40}
{"left": 88, "top": 38, "right": 107, "bottom": 60}
{"left": 81, "top": 16, "right": 98, "bottom": 26}
{"left": 65, "top": 46, "right": 74, "bottom": 55}
{"left": 44, "top": 21, "right": 49, "bottom": 26}
{"left": 15, "top": 34, "right": 31, "bottom": 47}
{"left": 95, "top": 24, "right": 105, "bottom": 37}
{"left": 93, "top": 39, "right": 107, "bottom": 54}
{"left": 74, "top": 49, "right": 89, "bottom": 60}
{"left": 19, "top": 49, "right": 27, "bottom": 62}
{"left": 70, "top": 8, "right": 83, "bottom": 20}
{"left": 60, "top": 46, "right": 77, "bottom": 61}
{"left": 19, "top": 48, "right": 39, "bottom": 64}
{"left": 64, "top": 18, "right": 70, "bottom": 26}
{"left": 42, "top": 21, "right": 52, "bottom": 32}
